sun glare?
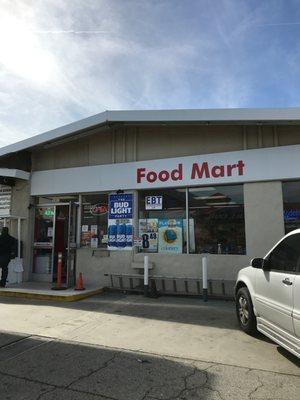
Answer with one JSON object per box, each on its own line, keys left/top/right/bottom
{"left": 0, "top": 14, "right": 57, "bottom": 85}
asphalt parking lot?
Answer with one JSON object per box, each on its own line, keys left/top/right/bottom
{"left": 0, "top": 292, "right": 299, "bottom": 399}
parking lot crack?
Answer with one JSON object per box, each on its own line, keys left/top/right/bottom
{"left": 173, "top": 364, "right": 216, "bottom": 400}
{"left": 247, "top": 371, "right": 264, "bottom": 399}
{"left": 173, "top": 368, "right": 198, "bottom": 400}
{"left": 35, "top": 386, "right": 57, "bottom": 400}
{"left": 66, "top": 351, "right": 120, "bottom": 389}
{"left": 64, "top": 387, "right": 118, "bottom": 400}
{"left": 0, "top": 370, "right": 118, "bottom": 400}
{"left": 138, "top": 365, "right": 200, "bottom": 400}
{"left": 206, "top": 386, "right": 226, "bottom": 400}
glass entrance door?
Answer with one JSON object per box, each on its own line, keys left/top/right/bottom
{"left": 53, "top": 205, "right": 69, "bottom": 285}
{"left": 66, "top": 201, "right": 77, "bottom": 287}
{"left": 33, "top": 206, "right": 55, "bottom": 280}
{"left": 33, "top": 203, "right": 77, "bottom": 286}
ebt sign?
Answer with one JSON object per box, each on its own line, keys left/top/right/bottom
{"left": 145, "top": 196, "right": 163, "bottom": 210}
{"left": 136, "top": 160, "right": 245, "bottom": 186}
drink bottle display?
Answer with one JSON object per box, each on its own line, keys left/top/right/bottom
{"left": 108, "top": 224, "right": 117, "bottom": 247}
{"left": 125, "top": 224, "right": 133, "bottom": 247}
{"left": 116, "top": 222, "right": 127, "bottom": 248}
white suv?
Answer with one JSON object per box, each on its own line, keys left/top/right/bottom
{"left": 235, "top": 229, "right": 300, "bottom": 358}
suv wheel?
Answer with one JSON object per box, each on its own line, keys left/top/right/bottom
{"left": 236, "top": 287, "right": 257, "bottom": 335}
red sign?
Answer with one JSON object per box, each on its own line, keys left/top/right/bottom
{"left": 90, "top": 204, "right": 108, "bottom": 215}
{"left": 136, "top": 161, "right": 245, "bottom": 184}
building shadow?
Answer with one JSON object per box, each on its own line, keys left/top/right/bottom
{"left": 277, "top": 346, "right": 300, "bottom": 368}
{"left": 1, "top": 331, "right": 298, "bottom": 400}
{"left": 0, "top": 331, "right": 216, "bottom": 400}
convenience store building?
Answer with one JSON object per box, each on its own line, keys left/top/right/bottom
{"left": 1, "top": 108, "right": 300, "bottom": 291}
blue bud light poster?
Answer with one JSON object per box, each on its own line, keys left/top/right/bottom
{"left": 108, "top": 193, "right": 133, "bottom": 250}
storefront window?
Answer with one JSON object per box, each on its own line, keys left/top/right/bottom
{"left": 188, "top": 185, "right": 245, "bottom": 254}
{"left": 282, "top": 181, "right": 300, "bottom": 233}
{"left": 138, "top": 189, "right": 187, "bottom": 254}
{"left": 81, "top": 194, "right": 108, "bottom": 248}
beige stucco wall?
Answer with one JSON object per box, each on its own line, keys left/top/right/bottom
{"left": 76, "top": 248, "right": 249, "bottom": 289}
{"left": 244, "top": 181, "right": 285, "bottom": 258}
{"left": 135, "top": 125, "right": 244, "bottom": 161}
{"left": 31, "top": 124, "right": 300, "bottom": 172}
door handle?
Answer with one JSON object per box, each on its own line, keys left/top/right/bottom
{"left": 282, "top": 278, "right": 293, "bottom": 286}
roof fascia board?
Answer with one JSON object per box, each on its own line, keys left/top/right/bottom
{"left": 0, "top": 110, "right": 108, "bottom": 157}
{"left": 1, "top": 107, "right": 300, "bottom": 158}
{"left": 107, "top": 108, "right": 300, "bottom": 122}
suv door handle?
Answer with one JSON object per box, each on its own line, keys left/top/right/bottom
{"left": 282, "top": 278, "right": 293, "bottom": 286}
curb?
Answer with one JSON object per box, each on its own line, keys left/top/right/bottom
{"left": 0, "top": 288, "right": 104, "bottom": 302}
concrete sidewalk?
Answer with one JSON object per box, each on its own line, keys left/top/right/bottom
{"left": 0, "top": 293, "right": 299, "bottom": 376}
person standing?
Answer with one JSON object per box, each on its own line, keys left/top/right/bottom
{"left": 0, "top": 227, "right": 16, "bottom": 287}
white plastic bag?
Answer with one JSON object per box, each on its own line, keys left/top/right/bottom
{"left": 12, "top": 257, "right": 24, "bottom": 273}
{"left": 7, "top": 258, "right": 24, "bottom": 284}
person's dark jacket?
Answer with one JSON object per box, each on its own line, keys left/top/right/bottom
{"left": 0, "top": 233, "right": 16, "bottom": 260}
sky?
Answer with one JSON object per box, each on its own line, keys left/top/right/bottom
{"left": 1, "top": 0, "right": 300, "bottom": 147}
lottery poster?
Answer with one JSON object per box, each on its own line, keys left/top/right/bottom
{"left": 158, "top": 219, "right": 183, "bottom": 254}
{"left": 139, "top": 219, "right": 158, "bottom": 252}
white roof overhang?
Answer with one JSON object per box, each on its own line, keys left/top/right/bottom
{"left": 1, "top": 107, "right": 300, "bottom": 158}
{"left": 0, "top": 168, "right": 30, "bottom": 180}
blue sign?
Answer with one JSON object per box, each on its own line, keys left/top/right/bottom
{"left": 108, "top": 193, "right": 133, "bottom": 250}
{"left": 284, "top": 210, "right": 300, "bottom": 221}
{"left": 109, "top": 194, "right": 133, "bottom": 219}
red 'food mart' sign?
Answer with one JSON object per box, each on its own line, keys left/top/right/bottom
{"left": 136, "top": 160, "right": 245, "bottom": 184}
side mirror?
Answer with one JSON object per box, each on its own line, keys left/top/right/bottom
{"left": 251, "top": 258, "right": 270, "bottom": 270}
{"left": 251, "top": 258, "right": 265, "bottom": 269}
{"left": 262, "top": 258, "right": 271, "bottom": 271}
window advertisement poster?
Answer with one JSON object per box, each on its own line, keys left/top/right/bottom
{"left": 81, "top": 230, "right": 92, "bottom": 246}
{"left": 139, "top": 219, "right": 158, "bottom": 252}
{"left": 0, "top": 185, "right": 12, "bottom": 217}
{"left": 108, "top": 193, "right": 133, "bottom": 250}
{"left": 91, "top": 225, "right": 98, "bottom": 235}
{"left": 81, "top": 225, "right": 89, "bottom": 232}
{"left": 158, "top": 219, "right": 183, "bottom": 254}
{"left": 47, "top": 227, "right": 53, "bottom": 238}
{"left": 145, "top": 196, "right": 163, "bottom": 210}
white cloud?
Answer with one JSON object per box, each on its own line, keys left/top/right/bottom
{"left": 0, "top": 0, "right": 299, "bottom": 146}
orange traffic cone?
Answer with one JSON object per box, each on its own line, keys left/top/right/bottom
{"left": 75, "top": 272, "right": 85, "bottom": 291}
